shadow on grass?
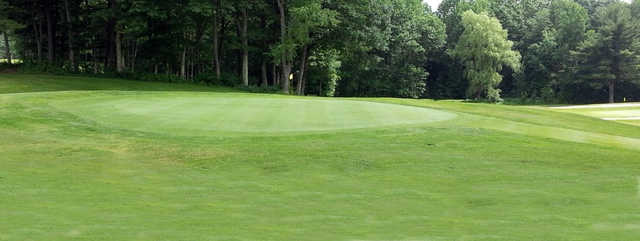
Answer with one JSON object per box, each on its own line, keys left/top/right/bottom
{"left": 0, "top": 73, "right": 247, "bottom": 94}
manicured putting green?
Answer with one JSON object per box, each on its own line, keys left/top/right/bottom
{"left": 52, "top": 92, "right": 456, "bottom": 134}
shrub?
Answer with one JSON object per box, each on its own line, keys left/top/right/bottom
{"left": 235, "top": 85, "right": 281, "bottom": 94}
{"left": 194, "top": 72, "right": 240, "bottom": 86}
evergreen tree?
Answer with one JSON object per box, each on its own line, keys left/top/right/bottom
{"left": 572, "top": 2, "right": 639, "bottom": 103}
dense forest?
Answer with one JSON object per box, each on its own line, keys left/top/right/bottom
{"left": 1, "top": 0, "right": 639, "bottom": 103}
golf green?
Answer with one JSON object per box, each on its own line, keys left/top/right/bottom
{"left": 51, "top": 92, "right": 456, "bottom": 134}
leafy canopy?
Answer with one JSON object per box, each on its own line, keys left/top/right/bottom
{"left": 453, "top": 10, "right": 521, "bottom": 102}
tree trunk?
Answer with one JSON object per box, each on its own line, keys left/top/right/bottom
{"left": 275, "top": 65, "right": 280, "bottom": 85}
{"left": 296, "top": 45, "right": 308, "bottom": 95}
{"left": 3, "top": 33, "right": 11, "bottom": 64}
{"left": 212, "top": 0, "right": 221, "bottom": 79}
{"left": 131, "top": 40, "right": 138, "bottom": 72}
{"left": 302, "top": 51, "right": 310, "bottom": 95}
{"left": 319, "top": 76, "right": 323, "bottom": 96}
{"left": 261, "top": 60, "right": 268, "bottom": 86}
{"left": 272, "top": 63, "right": 277, "bottom": 86}
{"left": 180, "top": 46, "right": 187, "bottom": 79}
{"left": 115, "top": 32, "right": 124, "bottom": 72}
{"left": 38, "top": 16, "right": 44, "bottom": 62}
{"left": 93, "top": 48, "right": 99, "bottom": 74}
{"left": 32, "top": 18, "right": 42, "bottom": 62}
{"left": 45, "top": 2, "right": 54, "bottom": 63}
{"left": 189, "top": 50, "right": 195, "bottom": 80}
{"left": 609, "top": 80, "right": 615, "bottom": 103}
{"left": 166, "top": 62, "right": 170, "bottom": 75}
{"left": 63, "top": 0, "right": 75, "bottom": 70}
{"left": 240, "top": 6, "right": 249, "bottom": 86}
{"left": 106, "top": 0, "right": 116, "bottom": 70}
{"left": 276, "top": 0, "right": 290, "bottom": 93}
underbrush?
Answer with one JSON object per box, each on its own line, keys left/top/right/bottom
{"left": 16, "top": 62, "right": 280, "bottom": 94}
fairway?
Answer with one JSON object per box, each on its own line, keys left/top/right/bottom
{"left": 2, "top": 75, "right": 640, "bottom": 241}
{"left": 51, "top": 93, "right": 456, "bottom": 134}
{"left": 552, "top": 103, "right": 640, "bottom": 126}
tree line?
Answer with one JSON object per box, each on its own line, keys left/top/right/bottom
{"left": 1, "top": 0, "right": 639, "bottom": 103}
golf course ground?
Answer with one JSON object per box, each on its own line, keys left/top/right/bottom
{"left": 1, "top": 74, "right": 640, "bottom": 240}
{"left": 552, "top": 103, "right": 640, "bottom": 127}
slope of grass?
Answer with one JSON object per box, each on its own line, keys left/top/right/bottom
{"left": 551, "top": 104, "right": 640, "bottom": 127}
{"left": 1, "top": 74, "right": 640, "bottom": 241}
{"left": 0, "top": 74, "right": 233, "bottom": 93}
{"left": 375, "top": 98, "right": 640, "bottom": 139}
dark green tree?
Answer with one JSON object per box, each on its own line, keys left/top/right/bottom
{"left": 571, "top": 2, "right": 640, "bottom": 103}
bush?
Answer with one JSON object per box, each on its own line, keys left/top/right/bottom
{"left": 115, "top": 72, "right": 181, "bottom": 83}
{"left": 0, "top": 63, "right": 18, "bottom": 73}
{"left": 16, "top": 62, "right": 260, "bottom": 91}
{"left": 487, "top": 87, "right": 504, "bottom": 103}
{"left": 194, "top": 72, "right": 240, "bottom": 86}
{"left": 235, "top": 85, "right": 281, "bottom": 94}
{"left": 18, "top": 62, "right": 63, "bottom": 74}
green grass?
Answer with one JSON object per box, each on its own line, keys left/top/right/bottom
{"left": 1, "top": 74, "right": 640, "bottom": 240}
{"left": 551, "top": 104, "right": 640, "bottom": 127}
{"left": 50, "top": 92, "right": 456, "bottom": 134}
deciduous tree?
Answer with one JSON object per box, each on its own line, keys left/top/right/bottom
{"left": 453, "top": 10, "right": 521, "bottom": 102}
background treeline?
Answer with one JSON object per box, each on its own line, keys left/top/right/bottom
{"left": 1, "top": 0, "right": 639, "bottom": 103}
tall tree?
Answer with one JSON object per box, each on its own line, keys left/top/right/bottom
{"left": 431, "top": 0, "right": 492, "bottom": 99}
{"left": 0, "top": 0, "right": 20, "bottom": 64}
{"left": 2, "top": 32, "right": 10, "bottom": 64}
{"left": 288, "top": 0, "right": 337, "bottom": 95}
{"left": 572, "top": 2, "right": 639, "bottom": 103}
{"left": 273, "top": 0, "right": 336, "bottom": 93}
{"left": 517, "top": 0, "right": 588, "bottom": 100}
{"left": 44, "top": 0, "right": 55, "bottom": 62}
{"left": 211, "top": 0, "right": 222, "bottom": 79}
{"left": 63, "top": 0, "right": 75, "bottom": 70}
{"left": 112, "top": 0, "right": 125, "bottom": 73}
{"left": 453, "top": 10, "right": 521, "bottom": 102}
{"left": 275, "top": 0, "right": 291, "bottom": 93}
{"left": 334, "top": 0, "right": 445, "bottom": 98}
{"left": 235, "top": 1, "right": 250, "bottom": 86}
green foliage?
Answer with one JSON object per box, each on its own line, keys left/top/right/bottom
{"left": 431, "top": 0, "right": 496, "bottom": 100}
{"left": 517, "top": 0, "right": 588, "bottom": 101}
{"left": 439, "top": 0, "right": 491, "bottom": 49}
{"left": 633, "top": 0, "right": 640, "bottom": 15}
{"left": 271, "top": 0, "right": 338, "bottom": 64}
{"left": 570, "top": 2, "right": 640, "bottom": 102}
{"left": 306, "top": 49, "right": 340, "bottom": 97}
{"left": 0, "top": 0, "right": 22, "bottom": 32}
{"left": 194, "top": 72, "right": 241, "bottom": 86}
{"left": 453, "top": 10, "right": 521, "bottom": 102}
{"left": 3, "top": 0, "right": 640, "bottom": 103}
{"left": 336, "top": 0, "right": 446, "bottom": 98}
{"left": 550, "top": 0, "right": 588, "bottom": 49}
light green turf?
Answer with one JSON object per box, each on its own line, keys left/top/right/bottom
{"left": 50, "top": 92, "right": 456, "bottom": 134}
{"left": 554, "top": 106, "right": 640, "bottom": 118}
{"left": 550, "top": 104, "right": 640, "bottom": 127}
{"left": 1, "top": 74, "right": 640, "bottom": 241}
